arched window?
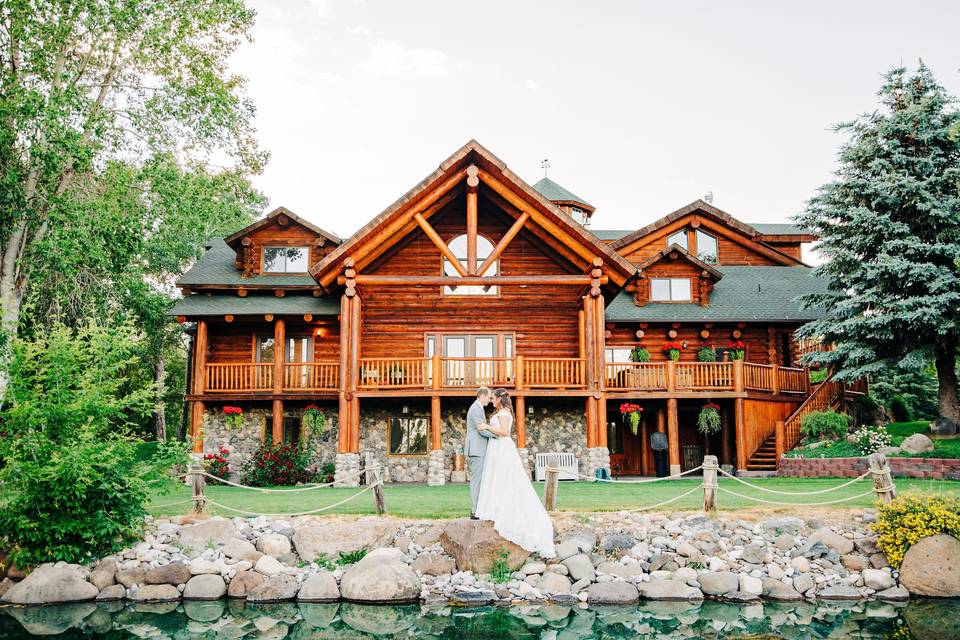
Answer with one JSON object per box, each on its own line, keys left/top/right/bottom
{"left": 443, "top": 234, "right": 498, "bottom": 296}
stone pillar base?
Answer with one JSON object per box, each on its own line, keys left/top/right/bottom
{"left": 586, "top": 447, "right": 611, "bottom": 480}
{"left": 427, "top": 449, "right": 445, "bottom": 486}
{"left": 516, "top": 448, "right": 531, "bottom": 479}
{"left": 334, "top": 452, "right": 360, "bottom": 487}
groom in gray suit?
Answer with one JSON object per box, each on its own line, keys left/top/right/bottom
{"left": 465, "top": 387, "right": 495, "bottom": 518}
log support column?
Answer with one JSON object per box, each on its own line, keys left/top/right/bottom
{"left": 190, "top": 320, "right": 208, "bottom": 454}
{"left": 335, "top": 261, "right": 361, "bottom": 487}
{"left": 582, "top": 262, "right": 610, "bottom": 479}
{"left": 427, "top": 395, "right": 445, "bottom": 486}
{"left": 667, "top": 397, "right": 681, "bottom": 476}
{"left": 272, "top": 317, "right": 285, "bottom": 445}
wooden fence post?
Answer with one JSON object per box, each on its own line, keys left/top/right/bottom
{"left": 702, "top": 455, "right": 718, "bottom": 516}
{"left": 191, "top": 465, "right": 206, "bottom": 514}
{"left": 371, "top": 467, "right": 386, "bottom": 515}
{"left": 544, "top": 468, "right": 559, "bottom": 511}
{"left": 868, "top": 453, "right": 896, "bottom": 504}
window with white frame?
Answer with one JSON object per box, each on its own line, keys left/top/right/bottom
{"left": 695, "top": 230, "right": 718, "bottom": 263}
{"left": 570, "top": 206, "right": 586, "bottom": 225}
{"left": 666, "top": 230, "right": 688, "bottom": 250}
{"left": 443, "top": 234, "right": 498, "bottom": 295}
{"left": 604, "top": 347, "right": 633, "bottom": 362}
{"left": 650, "top": 278, "right": 692, "bottom": 302}
{"left": 262, "top": 246, "right": 309, "bottom": 273}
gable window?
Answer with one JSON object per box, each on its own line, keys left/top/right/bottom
{"left": 666, "top": 230, "right": 688, "bottom": 250}
{"left": 443, "top": 234, "right": 498, "bottom": 296}
{"left": 695, "top": 230, "right": 718, "bottom": 263}
{"left": 570, "top": 206, "right": 587, "bottom": 225}
{"left": 650, "top": 278, "right": 692, "bottom": 302}
{"left": 263, "top": 246, "right": 309, "bottom": 273}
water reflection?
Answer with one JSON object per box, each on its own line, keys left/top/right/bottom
{"left": 0, "top": 598, "right": 957, "bottom": 639}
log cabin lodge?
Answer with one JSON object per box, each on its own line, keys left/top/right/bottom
{"left": 172, "top": 140, "right": 862, "bottom": 485}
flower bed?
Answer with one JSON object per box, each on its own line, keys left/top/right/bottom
{"left": 779, "top": 456, "right": 960, "bottom": 480}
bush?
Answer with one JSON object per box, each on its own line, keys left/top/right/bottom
{"left": 850, "top": 424, "right": 892, "bottom": 455}
{"left": 629, "top": 346, "right": 650, "bottom": 363}
{"left": 888, "top": 395, "right": 912, "bottom": 422}
{"left": 697, "top": 346, "right": 717, "bottom": 362}
{"left": 203, "top": 448, "right": 231, "bottom": 482}
{"left": 873, "top": 492, "right": 960, "bottom": 568}
{"left": 242, "top": 443, "right": 316, "bottom": 486}
{"left": 800, "top": 410, "right": 849, "bottom": 441}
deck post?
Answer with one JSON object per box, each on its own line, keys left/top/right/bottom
{"left": 771, "top": 364, "right": 780, "bottom": 395}
{"left": 667, "top": 397, "right": 681, "bottom": 475}
{"left": 191, "top": 464, "right": 206, "bottom": 514}
{"left": 348, "top": 294, "right": 361, "bottom": 453}
{"left": 515, "top": 396, "right": 526, "bottom": 448}
{"left": 702, "top": 455, "right": 718, "bottom": 516}
{"left": 868, "top": 453, "right": 897, "bottom": 503}
{"left": 734, "top": 397, "right": 747, "bottom": 471}
{"left": 190, "top": 320, "right": 208, "bottom": 453}
{"left": 272, "top": 318, "right": 285, "bottom": 444}
{"left": 666, "top": 359, "right": 676, "bottom": 391}
{"left": 733, "top": 358, "right": 745, "bottom": 393}
{"left": 430, "top": 396, "right": 442, "bottom": 450}
{"left": 775, "top": 420, "right": 786, "bottom": 464}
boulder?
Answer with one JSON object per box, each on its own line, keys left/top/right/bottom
{"left": 741, "top": 543, "right": 767, "bottom": 565}
{"left": 841, "top": 554, "right": 868, "bottom": 572}
{"left": 297, "top": 572, "right": 340, "bottom": 602}
{"left": 257, "top": 533, "right": 292, "bottom": 558}
{"left": 115, "top": 567, "right": 147, "bottom": 588}
{"left": 247, "top": 574, "right": 300, "bottom": 602}
{"left": 413, "top": 527, "right": 443, "bottom": 547}
{"left": 809, "top": 527, "right": 855, "bottom": 555}
{"left": 818, "top": 585, "right": 863, "bottom": 600}
{"left": 793, "top": 573, "right": 815, "bottom": 595}
{"left": 95, "top": 584, "right": 126, "bottom": 601}
{"left": 876, "top": 585, "right": 911, "bottom": 601}
{"left": 595, "top": 562, "right": 645, "bottom": 579}
{"left": 899, "top": 534, "right": 960, "bottom": 597}
{"left": 439, "top": 519, "right": 530, "bottom": 573}
{"left": 721, "top": 590, "right": 760, "bottom": 603}
{"left": 411, "top": 553, "right": 456, "bottom": 576}
{"left": 697, "top": 571, "right": 739, "bottom": 596}
{"left": 1, "top": 564, "right": 99, "bottom": 605}
{"left": 930, "top": 417, "right": 959, "bottom": 436}
{"left": 183, "top": 575, "right": 227, "bottom": 600}
{"left": 760, "top": 577, "right": 802, "bottom": 601}
{"left": 223, "top": 537, "right": 257, "bottom": 559}
{"left": 901, "top": 433, "right": 935, "bottom": 454}
{"left": 521, "top": 561, "right": 546, "bottom": 575}
{"left": 0, "top": 578, "right": 13, "bottom": 599}
{"left": 538, "top": 572, "right": 572, "bottom": 595}
{"left": 762, "top": 517, "right": 805, "bottom": 535}
{"left": 292, "top": 518, "right": 399, "bottom": 563}
{"left": 600, "top": 534, "right": 636, "bottom": 552}
{"left": 188, "top": 559, "right": 221, "bottom": 575}
{"left": 145, "top": 562, "right": 191, "bottom": 586}
{"left": 130, "top": 584, "right": 181, "bottom": 602}
{"left": 863, "top": 568, "right": 896, "bottom": 591}
{"left": 587, "top": 581, "right": 639, "bottom": 605}
{"left": 561, "top": 554, "right": 595, "bottom": 583}
{"left": 227, "top": 570, "right": 266, "bottom": 598}
{"left": 339, "top": 554, "right": 421, "bottom": 603}
{"left": 178, "top": 517, "right": 239, "bottom": 554}
{"left": 738, "top": 574, "right": 763, "bottom": 596}
{"left": 89, "top": 559, "right": 117, "bottom": 590}
{"left": 254, "top": 555, "right": 285, "bottom": 576}
{"left": 637, "top": 578, "right": 704, "bottom": 601}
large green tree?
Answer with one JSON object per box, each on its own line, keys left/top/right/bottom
{"left": 797, "top": 64, "right": 960, "bottom": 424}
{"left": 0, "top": 0, "right": 265, "bottom": 405}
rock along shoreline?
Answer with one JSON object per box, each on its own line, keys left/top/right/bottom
{"left": 1, "top": 509, "right": 945, "bottom": 608}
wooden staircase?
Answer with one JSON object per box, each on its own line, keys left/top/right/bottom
{"left": 746, "top": 433, "right": 779, "bottom": 471}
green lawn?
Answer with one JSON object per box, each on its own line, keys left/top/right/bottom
{"left": 785, "top": 420, "right": 960, "bottom": 459}
{"left": 146, "top": 477, "right": 960, "bottom": 520}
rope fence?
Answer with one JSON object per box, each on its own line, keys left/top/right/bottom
{"left": 542, "top": 451, "right": 898, "bottom": 514}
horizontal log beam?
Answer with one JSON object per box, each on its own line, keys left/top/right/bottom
{"left": 344, "top": 274, "right": 609, "bottom": 286}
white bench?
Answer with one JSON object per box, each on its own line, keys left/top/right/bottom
{"left": 535, "top": 452, "right": 579, "bottom": 482}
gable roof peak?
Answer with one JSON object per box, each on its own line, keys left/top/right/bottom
{"left": 639, "top": 243, "right": 723, "bottom": 281}
{"left": 223, "top": 206, "right": 341, "bottom": 249}
{"left": 532, "top": 177, "right": 594, "bottom": 209}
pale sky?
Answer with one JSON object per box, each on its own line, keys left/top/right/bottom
{"left": 231, "top": 0, "right": 960, "bottom": 241}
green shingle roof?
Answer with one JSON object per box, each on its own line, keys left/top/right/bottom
{"left": 589, "top": 229, "right": 633, "bottom": 241}
{"left": 169, "top": 293, "right": 339, "bottom": 317}
{"left": 532, "top": 177, "right": 593, "bottom": 208}
{"left": 605, "top": 266, "right": 828, "bottom": 323}
{"left": 749, "top": 223, "right": 812, "bottom": 236}
{"left": 177, "top": 238, "right": 317, "bottom": 287}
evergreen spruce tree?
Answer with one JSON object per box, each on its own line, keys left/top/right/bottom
{"left": 797, "top": 64, "right": 960, "bottom": 426}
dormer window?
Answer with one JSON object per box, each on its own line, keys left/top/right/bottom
{"left": 571, "top": 206, "right": 587, "bottom": 225}
{"left": 666, "top": 230, "right": 688, "bottom": 250}
{"left": 695, "top": 230, "right": 718, "bottom": 263}
{"left": 263, "top": 246, "right": 309, "bottom": 273}
{"left": 650, "top": 277, "right": 691, "bottom": 302}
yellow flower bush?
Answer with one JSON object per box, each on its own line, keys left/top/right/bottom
{"left": 873, "top": 491, "right": 960, "bottom": 568}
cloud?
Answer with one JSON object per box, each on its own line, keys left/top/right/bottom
{"left": 307, "top": 0, "right": 331, "bottom": 16}
{"left": 346, "top": 25, "right": 372, "bottom": 37}
{"left": 358, "top": 40, "right": 448, "bottom": 78}
{"left": 525, "top": 79, "right": 540, "bottom": 91}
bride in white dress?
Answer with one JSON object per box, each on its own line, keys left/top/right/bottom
{"left": 475, "top": 388, "right": 556, "bottom": 558}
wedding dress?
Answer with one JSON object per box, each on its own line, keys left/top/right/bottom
{"left": 475, "top": 409, "right": 556, "bottom": 558}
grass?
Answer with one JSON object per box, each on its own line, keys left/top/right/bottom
{"left": 786, "top": 420, "right": 960, "bottom": 459}
{"left": 145, "top": 476, "right": 960, "bottom": 519}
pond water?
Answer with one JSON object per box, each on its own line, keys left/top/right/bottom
{"left": 1, "top": 598, "right": 958, "bottom": 639}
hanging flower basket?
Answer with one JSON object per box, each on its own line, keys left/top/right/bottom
{"left": 619, "top": 402, "right": 643, "bottom": 435}
{"left": 663, "top": 342, "right": 683, "bottom": 361}
{"left": 728, "top": 340, "right": 746, "bottom": 360}
{"left": 697, "top": 402, "right": 722, "bottom": 435}
{"left": 302, "top": 404, "right": 326, "bottom": 436}
{"left": 630, "top": 346, "right": 650, "bottom": 363}
{"left": 223, "top": 406, "right": 244, "bottom": 430}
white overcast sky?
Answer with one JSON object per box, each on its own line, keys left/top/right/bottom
{"left": 230, "top": 0, "right": 960, "bottom": 240}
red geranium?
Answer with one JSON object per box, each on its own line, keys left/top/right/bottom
{"left": 662, "top": 342, "right": 684, "bottom": 352}
{"left": 619, "top": 403, "right": 642, "bottom": 415}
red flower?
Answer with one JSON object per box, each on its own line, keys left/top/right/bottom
{"left": 619, "top": 403, "right": 642, "bottom": 415}
{"left": 662, "top": 342, "right": 683, "bottom": 352}
{"left": 223, "top": 406, "right": 243, "bottom": 416}
{"left": 729, "top": 341, "right": 745, "bottom": 349}
{"left": 703, "top": 402, "right": 721, "bottom": 411}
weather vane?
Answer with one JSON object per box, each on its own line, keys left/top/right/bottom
{"left": 541, "top": 158, "right": 550, "bottom": 178}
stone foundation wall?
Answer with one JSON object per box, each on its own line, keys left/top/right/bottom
{"left": 202, "top": 403, "right": 338, "bottom": 481}
{"left": 522, "top": 399, "right": 589, "bottom": 476}
{"left": 779, "top": 456, "right": 960, "bottom": 480}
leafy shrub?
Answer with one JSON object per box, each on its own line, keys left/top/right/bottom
{"left": 850, "top": 424, "right": 892, "bottom": 455}
{"left": 800, "top": 410, "right": 849, "bottom": 441}
{"left": 696, "top": 346, "right": 717, "bottom": 362}
{"left": 0, "top": 322, "right": 186, "bottom": 567}
{"left": 320, "top": 462, "right": 336, "bottom": 483}
{"left": 203, "top": 448, "right": 231, "bottom": 482}
{"left": 873, "top": 492, "right": 960, "bottom": 568}
{"left": 888, "top": 395, "right": 912, "bottom": 422}
{"left": 629, "top": 346, "right": 650, "bottom": 363}
{"left": 336, "top": 549, "right": 367, "bottom": 566}
{"left": 242, "top": 443, "right": 316, "bottom": 486}
{"left": 696, "top": 402, "right": 721, "bottom": 435}
{"left": 489, "top": 548, "right": 512, "bottom": 584}
{"left": 810, "top": 368, "right": 829, "bottom": 384}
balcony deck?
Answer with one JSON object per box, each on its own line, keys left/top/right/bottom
{"left": 197, "top": 358, "right": 813, "bottom": 399}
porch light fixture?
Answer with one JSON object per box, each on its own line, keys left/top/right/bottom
{"left": 528, "top": 404, "right": 534, "bottom": 414}
{"left": 402, "top": 404, "right": 410, "bottom": 415}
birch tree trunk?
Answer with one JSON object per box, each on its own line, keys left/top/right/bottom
{"left": 154, "top": 355, "right": 167, "bottom": 441}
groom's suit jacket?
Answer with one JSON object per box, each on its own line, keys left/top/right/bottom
{"left": 464, "top": 400, "right": 494, "bottom": 457}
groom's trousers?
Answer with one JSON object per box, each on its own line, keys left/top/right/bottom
{"left": 469, "top": 454, "right": 484, "bottom": 514}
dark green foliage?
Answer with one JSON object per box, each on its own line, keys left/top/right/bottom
{"left": 796, "top": 64, "right": 960, "bottom": 421}
{"left": 810, "top": 368, "right": 829, "bottom": 384}
{"left": 630, "top": 346, "right": 650, "bottom": 363}
{"left": 871, "top": 363, "right": 939, "bottom": 421}
{"left": 489, "top": 548, "right": 512, "bottom": 584}
{"left": 241, "top": 443, "right": 316, "bottom": 487}
{"left": 697, "top": 346, "right": 717, "bottom": 362}
{"left": 889, "top": 396, "right": 913, "bottom": 422}
{"left": 800, "top": 410, "right": 850, "bottom": 441}
{"left": 336, "top": 549, "right": 367, "bottom": 566}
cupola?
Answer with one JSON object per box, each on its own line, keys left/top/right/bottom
{"left": 532, "top": 176, "right": 596, "bottom": 227}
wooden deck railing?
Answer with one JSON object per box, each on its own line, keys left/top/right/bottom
{"left": 604, "top": 362, "right": 669, "bottom": 390}
{"left": 283, "top": 362, "right": 339, "bottom": 391}
{"left": 523, "top": 358, "right": 584, "bottom": 388}
{"left": 778, "top": 367, "right": 809, "bottom": 394}
{"left": 676, "top": 362, "right": 735, "bottom": 390}
{"left": 204, "top": 363, "right": 274, "bottom": 392}
{"left": 358, "top": 358, "right": 429, "bottom": 389}
{"left": 437, "top": 357, "right": 514, "bottom": 388}
{"left": 743, "top": 363, "right": 773, "bottom": 391}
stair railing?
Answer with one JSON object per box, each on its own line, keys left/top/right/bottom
{"left": 780, "top": 373, "right": 842, "bottom": 456}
